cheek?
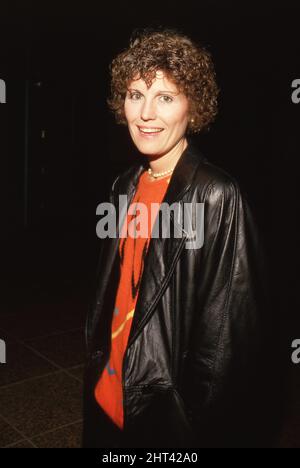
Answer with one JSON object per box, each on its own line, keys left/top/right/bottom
{"left": 177, "top": 106, "right": 190, "bottom": 128}
{"left": 162, "top": 100, "right": 189, "bottom": 127}
{"left": 124, "top": 101, "right": 138, "bottom": 123}
{"left": 167, "top": 109, "right": 189, "bottom": 129}
{"left": 123, "top": 102, "right": 130, "bottom": 122}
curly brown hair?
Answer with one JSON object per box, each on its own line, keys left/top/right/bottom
{"left": 107, "top": 27, "right": 220, "bottom": 135}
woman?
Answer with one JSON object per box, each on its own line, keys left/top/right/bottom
{"left": 83, "top": 28, "right": 272, "bottom": 448}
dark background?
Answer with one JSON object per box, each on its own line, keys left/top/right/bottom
{"left": 0, "top": 1, "right": 299, "bottom": 448}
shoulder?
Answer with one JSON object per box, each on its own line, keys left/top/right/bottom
{"left": 175, "top": 141, "right": 243, "bottom": 204}
{"left": 190, "top": 155, "right": 259, "bottom": 238}
{"left": 191, "top": 155, "right": 243, "bottom": 207}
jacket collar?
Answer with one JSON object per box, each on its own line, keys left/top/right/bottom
{"left": 117, "top": 137, "right": 207, "bottom": 209}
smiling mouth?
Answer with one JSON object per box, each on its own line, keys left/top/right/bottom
{"left": 137, "top": 126, "right": 164, "bottom": 136}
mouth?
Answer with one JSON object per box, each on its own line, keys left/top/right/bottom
{"left": 137, "top": 126, "right": 164, "bottom": 137}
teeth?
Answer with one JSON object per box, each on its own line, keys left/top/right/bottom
{"left": 139, "top": 128, "right": 163, "bottom": 133}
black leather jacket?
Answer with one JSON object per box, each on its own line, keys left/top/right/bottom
{"left": 83, "top": 140, "right": 273, "bottom": 448}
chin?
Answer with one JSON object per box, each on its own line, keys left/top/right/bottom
{"left": 138, "top": 148, "right": 165, "bottom": 159}
{"left": 132, "top": 141, "right": 158, "bottom": 154}
{"left": 133, "top": 138, "right": 165, "bottom": 153}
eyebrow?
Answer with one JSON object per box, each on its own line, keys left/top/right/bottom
{"left": 127, "top": 88, "right": 178, "bottom": 95}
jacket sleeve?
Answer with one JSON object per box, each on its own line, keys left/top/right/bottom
{"left": 85, "top": 175, "right": 120, "bottom": 355}
{"left": 184, "top": 178, "right": 274, "bottom": 447}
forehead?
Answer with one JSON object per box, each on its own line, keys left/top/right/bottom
{"left": 128, "top": 70, "right": 179, "bottom": 93}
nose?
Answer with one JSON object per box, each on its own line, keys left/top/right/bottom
{"left": 140, "top": 97, "right": 156, "bottom": 121}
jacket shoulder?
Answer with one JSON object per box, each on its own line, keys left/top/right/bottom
{"left": 192, "top": 157, "right": 242, "bottom": 203}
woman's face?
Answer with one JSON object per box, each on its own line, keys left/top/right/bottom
{"left": 124, "top": 70, "right": 190, "bottom": 157}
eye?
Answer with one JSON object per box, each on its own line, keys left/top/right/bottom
{"left": 128, "top": 91, "right": 142, "bottom": 100}
{"left": 159, "top": 95, "right": 173, "bottom": 103}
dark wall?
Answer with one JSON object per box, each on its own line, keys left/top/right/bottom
{"left": 0, "top": 4, "right": 299, "bottom": 322}
{"left": 0, "top": 1, "right": 299, "bottom": 448}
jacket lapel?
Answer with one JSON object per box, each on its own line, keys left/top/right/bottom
{"left": 93, "top": 162, "right": 145, "bottom": 320}
{"left": 125, "top": 141, "right": 205, "bottom": 347}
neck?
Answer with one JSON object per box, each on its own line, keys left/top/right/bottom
{"left": 148, "top": 138, "right": 188, "bottom": 175}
